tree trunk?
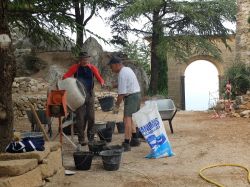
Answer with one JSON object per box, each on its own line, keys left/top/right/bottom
{"left": 0, "top": 0, "right": 16, "bottom": 152}
{"left": 158, "top": 57, "right": 168, "bottom": 94}
{"left": 149, "top": 10, "right": 164, "bottom": 95}
{"left": 74, "top": 1, "right": 84, "bottom": 49}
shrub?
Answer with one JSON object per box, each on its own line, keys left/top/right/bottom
{"left": 223, "top": 62, "right": 250, "bottom": 98}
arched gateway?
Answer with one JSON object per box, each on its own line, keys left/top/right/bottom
{"left": 167, "top": 35, "right": 236, "bottom": 110}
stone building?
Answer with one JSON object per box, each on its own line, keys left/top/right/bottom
{"left": 235, "top": 0, "right": 250, "bottom": 64}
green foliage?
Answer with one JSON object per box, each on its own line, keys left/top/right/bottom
{"left": 8, "top": 0, "right": 75, "bottom": 48}
{"left": 223, "top": 62, "right": 250, "bottom": 98}
{"left": 111, "top": 0, "right": 237, "bottom": 54}
{"left": 147, "top": 88, "right": 168, "bottom": 97}
{"left": 119, "top": 40, "right": 151, "bottom": 76}
{"left": 110, "top": 0, "right": 237, "bottom": 94}
{"left": 73, "top": 0, "right": 118, "bottom": 47}
{"left": 7, "top": 0, "right": 117, "bottom": 49}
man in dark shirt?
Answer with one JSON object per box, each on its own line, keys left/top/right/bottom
{"left": 63, "top": 52, "right": 105, "bottom": 145}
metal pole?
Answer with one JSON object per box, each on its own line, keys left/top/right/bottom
{"left": 59, "top": 117, "right": 62, "bottom": 145}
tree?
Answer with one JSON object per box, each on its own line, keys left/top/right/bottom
{"left": 110, "top": 0, "right": 236, "bottom": 95}
{"left": 119, "top": 40, "right": 150, "bottom": 76}
{"left": 0, "top": 0, "right": 77, "bottom": 152}
{"left": 0, "top": 0, "right": 16, "bottom": 153}
{"left": 72, "top": 0, "right": 118, "bottom": 50}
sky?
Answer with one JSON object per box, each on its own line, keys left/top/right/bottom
{"left": 185, "top": 60, "right": 219, "bottom": 111}
{"left": 66, "top": 10, "right": 144, "bottom": 52}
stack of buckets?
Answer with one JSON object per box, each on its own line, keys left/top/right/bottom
{"left": 73, "top": 121, "right": 125, "bottom": 171}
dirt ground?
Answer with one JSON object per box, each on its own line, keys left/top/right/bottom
{"left": 15, "top": 110, "right": 250, "bottom": 187}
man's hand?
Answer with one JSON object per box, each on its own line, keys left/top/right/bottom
{"left": 101, "top": 83, "right": 112, "bottom": 91}
{"left": 113, "top": 104, "right": 119, "bottom": 114}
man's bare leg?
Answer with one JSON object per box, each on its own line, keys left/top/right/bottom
{"left": 131, "top": 120, "right": 137, "bottom": 134}
{"left": 124, "top": 116, "right": 132, "bottom": 140}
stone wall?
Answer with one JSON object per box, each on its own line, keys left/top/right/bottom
{"left": 12, "top": 77, "right": 117, "bottom": 119}
{"left": 12, "top": 77, "right": 48, "bottom": 118}
{"left": 13, "top": 77, "right": 49, "bottom": 94}
{"left": 235, "top": 0, "right": 250, "bottom": 65}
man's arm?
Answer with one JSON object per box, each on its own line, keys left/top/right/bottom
{"left": 113, "top": 94, "right": 125, "bottom": 114}
{"left": 62, "top": 64, "right": 78, "bottom": 79}
{"left": 115, "top": 94, "right": 125, "bottom": 107}
{"left": 89, "top": 64, "right": 105, "bottom": 85}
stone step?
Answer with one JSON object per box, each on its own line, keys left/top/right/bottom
{"left": 0, "top": 167, "right": 43, "bottom": 187}
{"left": 0, "top": 159, "right": 37, "bottom": 177}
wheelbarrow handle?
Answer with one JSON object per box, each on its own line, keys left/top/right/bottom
{"left": 28, "top": 103, "right": 50, "bottom": 141}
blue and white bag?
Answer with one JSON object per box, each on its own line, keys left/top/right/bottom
{"left": 132, "top": 102, "right": 174, "bottom": 159}
{"left": 5, "top": 138, "right": 45, "bottom": 153}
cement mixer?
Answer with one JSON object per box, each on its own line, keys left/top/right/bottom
{"left": 57, "top": 78, "right": 86, "bottom": 111}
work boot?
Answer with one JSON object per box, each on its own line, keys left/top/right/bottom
{"left": 79, "top": 141, "right": 87, "bottom": 146}
{"left": 121, "top": 142, "right": 131, "bottom": 152}
{"left": 137, "top": 131, "right": 144, "bottom": 139}
{"left": 130, "top": 138, "right": 141, "bottom": 147}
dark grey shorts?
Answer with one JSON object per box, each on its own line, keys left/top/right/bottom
{"left": 124, "top": 92, "right": 141, "bottom": 117}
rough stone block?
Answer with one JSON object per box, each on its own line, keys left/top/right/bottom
{"left": 39, "top": 149, "right": 63, "bottom": 179}
{"left": 0, "top": 167, "right": 43, "bottom": 187}
{"left": 0, "top": 159, "right": 37, "bottom": 177}
{"left": 48, "top": 141, "right": 61, "bottom": 152}
{"left": 0, "top": 143, "right": 50, "bottom": 162}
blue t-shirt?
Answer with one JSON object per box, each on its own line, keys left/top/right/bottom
{"left": 74, "top": 66, "right": 93, "bottom": 93}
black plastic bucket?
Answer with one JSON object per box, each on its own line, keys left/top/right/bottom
{"left": 98, "top": 96, "right": 114, "bottom": 112}
{"left": 97, "top": 127, "right": 113, "bottom": 142}
{"left": 106, "top": 121, "right": 116, "bottom": 133}
{"left": 73, "top": 151, "right": 94, "bottom": 170}
{"left": 94, "top": 121, "right": 107, "bottom": 131}
{"left": 103, "top": 145, "right": 124, "bottom": 153}
{"left": 116, "top": 122, "right": 125, "bottom": 133}
{"left": 99, "top": 150, "right": 122, "bottom": 171}
{"left": 88, "top": 140, "right": 107, "bottom": 155}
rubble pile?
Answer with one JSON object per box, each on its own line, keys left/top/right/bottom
{"left": 231, "top": 92, "right": 250, "bottom": 118}
{"left": 12, "top": 77, "right": 48, "bottom": 94}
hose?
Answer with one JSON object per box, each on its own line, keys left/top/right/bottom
{"left": 199, "top": 164, "right": 250, "bottom": 187}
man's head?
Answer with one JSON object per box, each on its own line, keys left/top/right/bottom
{"left": 108, "top": 56, "right": 123, "bottom": 73}
{"left": 78, "top": 51, "right": 91, "bottom": 65}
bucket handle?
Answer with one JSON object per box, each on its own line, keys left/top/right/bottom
{"left": 97, "top": 127, "right": 112, "bottom": 140}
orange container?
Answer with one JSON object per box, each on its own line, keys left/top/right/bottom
{"left": 46, "top": 90, "right": 67, "bottom": 117}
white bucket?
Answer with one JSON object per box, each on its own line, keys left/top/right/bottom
{"left": 57, "top": 78, "right": 86, "bottom": 111}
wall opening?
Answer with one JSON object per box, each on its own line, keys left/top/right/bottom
{"left": 185, "top": 60, "right": 219, "bottom": 111}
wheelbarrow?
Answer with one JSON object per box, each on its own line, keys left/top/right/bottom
{"left": 145, "top": 99, "right": 177, "bottom": 133}
{"left": 26, "top": 110, "right": 53, "bottom": 137}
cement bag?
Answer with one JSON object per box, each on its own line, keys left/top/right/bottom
{"left": 57, "top": 78, "right": 86, "bottom": 111}
{"left": 132, "top": 102, "right": 174, "bottom": 159}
